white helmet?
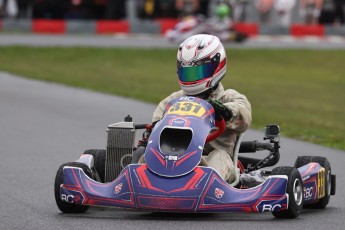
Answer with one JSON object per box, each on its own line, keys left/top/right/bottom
{"left": 177, "top": 34, "right": 227, "bottom": 96}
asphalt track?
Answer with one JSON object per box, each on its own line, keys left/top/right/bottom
{"left": 0, "top": 72, "right": 344, "bottom": 230}
{"left": 0, "top": 34, "right": 345, "bottom": 49}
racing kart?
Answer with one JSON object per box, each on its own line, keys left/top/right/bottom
{"left": 55, "top": 97, "right": 336, "bottom": 219}
{"left": 165, "top": 15, "right": 247, "bottom": 44}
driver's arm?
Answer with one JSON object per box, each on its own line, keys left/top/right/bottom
{"left": 221, "top": 89, "right": 252, "bottom": 133}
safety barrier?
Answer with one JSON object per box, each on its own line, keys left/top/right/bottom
{"left": 0, "top": 19, "right": 344, "bottom": 37}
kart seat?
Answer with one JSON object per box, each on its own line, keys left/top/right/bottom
{"left": 229, "top": 134, "right": 243, "bottom": 187}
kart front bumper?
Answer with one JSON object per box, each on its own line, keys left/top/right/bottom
{"left": 60, "top": 165, "right": 288, "bottom": 213}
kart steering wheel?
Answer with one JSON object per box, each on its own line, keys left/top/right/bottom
{"left": 206, "top": 118, "right": 226, "bottom": 143}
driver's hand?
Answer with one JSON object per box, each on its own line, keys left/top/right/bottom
{"left": 208, "top": 99, "right": 233, "bottom": 121}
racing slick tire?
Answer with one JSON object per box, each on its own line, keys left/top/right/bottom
{"left": 271, "top": 166, "right": 304, "bottom": 219}
{"left": 54, "top": 162, "right": 92, "bottom": 213}
{"left": 83, "top": 149, "right": 106, "bottom": 182}
{"left": 294, "top": 156, "right": 331, "bottom": 209}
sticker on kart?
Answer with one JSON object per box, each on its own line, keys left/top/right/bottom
{"left": 167, "top": 101, "right": 206, "bottom": 117}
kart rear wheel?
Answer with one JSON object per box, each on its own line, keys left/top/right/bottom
{"left": 294, "top": 156, "right": 331, "bottom": 209}
{"left": 83, "top": 149, "right": 106, "bottom": 182}
{"left": 271, "top": 166, "right": 304, "bottom": 219}
{"left": 54, "top": 162, "right": 92, "bottom": 213}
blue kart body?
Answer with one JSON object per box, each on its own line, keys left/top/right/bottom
{"left": 59, "top": 97, "right": 330, "bottom": 213}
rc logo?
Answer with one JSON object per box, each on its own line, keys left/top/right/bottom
{"left": 214, "top": 188, "right": 224, "bottom": 199}
{"left": 114, "top": 183, "right": 123, "bottom": 194}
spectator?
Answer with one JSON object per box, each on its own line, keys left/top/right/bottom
{"left": 319, "top": 0, "right": 335, "bottom": 24}
{"left": 0, "top": 0, "right": 4, "bottom": 18}
{"left": 32, "top": 0, "right": 44, "bottom": 18}
{"left": 0, "top": 0, "right": 18, "bottom": 18}
{"left": 333, "top": 0, "right": 345, "bottom": 25}
{"left": 254, "top": 0, "right": 275, "bottom": 24}
{"left": 231, "top": 0, "right": 249, "bottom": 22}
{"left": 299, "top": 0, "right": 324, "bottom": 24}
{"left": 176, "top": 0, "right": 200, "bottom": 18}
{"left": 198, "top": 0, "right": 210, "bottom": 17}
{"left": 16, "top": 0, "right": 32, "bottom": 18}
{"left": 140, "top": 0, "right": 159, "bottom": 19}
{"left": 90, "top": 0, "right": 107, "bottom": 19}
{"left": 106, "top": 0, "right": 126, "bottom": 19}
{"left": 65, "top": 0, "right": 85, "bottom": 19}
{"left": 275, "top": 0, "right": 296, "bottom": 27}
{"left": 159, "top": 0, "right": 178, "bottom": 18}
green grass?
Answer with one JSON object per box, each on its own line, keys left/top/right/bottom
{"left": 0, "top": 47, "right": 344, "bottom": 150}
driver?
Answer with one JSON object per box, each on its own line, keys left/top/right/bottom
{"left": 152, "top": 34, "right": 252, "bottom": 183}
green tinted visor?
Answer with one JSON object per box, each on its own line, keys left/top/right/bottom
{"left": 178, "top": 62, "right": 218, "bottom": 83}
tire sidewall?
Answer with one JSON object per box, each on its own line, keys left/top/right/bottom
{"left": 286, "top": 169, "right": 304, "bottom": 216}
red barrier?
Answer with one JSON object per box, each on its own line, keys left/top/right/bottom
{"left": 290, "top": 24, "right": 324, "bottom": 37}
{"left": 0, "top": 20, "right": 2, "bottom": 31}
{"left": 233, "top": 23, "right": 259, "bottom": 36}
{"left": 33, "top": 20, "right": 66, "bottom": 34}
{"left": 155, "top": 18, "right": 179, "bottom": 34}
{"left": 96, "top": 20, "right": 129, "bottom": 34}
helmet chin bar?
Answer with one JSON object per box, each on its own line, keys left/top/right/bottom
{"left": 209, "top": 69, "right": 226, "bottom": 89}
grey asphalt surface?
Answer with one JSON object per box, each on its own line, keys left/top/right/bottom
{"left": 0, "top": 72, "right": 344, "bottom": 230}
{"left": 0, "top": 34, "right": 345, "bottom": 49}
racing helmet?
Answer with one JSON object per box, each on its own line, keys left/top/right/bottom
{"left": 216, "top": 3, "right": 230, "bottom": 19}
{"left": 177, "top": 34, "right": 227, "bottom": 96}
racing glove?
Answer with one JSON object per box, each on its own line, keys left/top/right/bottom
{"left": 208, "top": 99, "right": 233, "bottom": 121}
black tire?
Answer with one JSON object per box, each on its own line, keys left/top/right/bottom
{"left": 54, "top": 162, "right": 92, "bottom": 213}
{"left": 294, "top": 156, "right": 331, "bottom": 209}
{"left": 131, "top": 146, "right": 146, "bottom": 164}
{"left": 271, "top": 166, "right": 304, "bottom": 219}
{"left": 83, "top": 149, "right": 106, "bottom": 182}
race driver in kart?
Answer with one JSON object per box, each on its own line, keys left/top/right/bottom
{"left": 135, "top": 34, "right": 252, "bottom": 183}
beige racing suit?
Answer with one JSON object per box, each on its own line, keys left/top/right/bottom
{"left": 152, "top": 83, "right": 252, "bottom": 183}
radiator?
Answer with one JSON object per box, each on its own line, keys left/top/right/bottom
{"left": 105, "top": 121, "right": 135, "bottom": 182}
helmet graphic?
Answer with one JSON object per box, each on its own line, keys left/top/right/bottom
{"left": 177, "top": 34, "right": 227, "bottom": 96}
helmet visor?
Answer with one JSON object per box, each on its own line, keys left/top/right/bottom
{"left": 178, "top": 62, "right": 217, "bottom": 83}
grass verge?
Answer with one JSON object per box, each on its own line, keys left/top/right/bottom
{"left": 0, "top": 47, "right": 344, "bottom": 150}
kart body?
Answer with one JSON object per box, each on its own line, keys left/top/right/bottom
{"left": 57, "top": 97, "right": 335, "bottom": 216}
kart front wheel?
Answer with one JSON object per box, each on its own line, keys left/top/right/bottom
{"left": 271, "top": 166, "right": 304, "bottom": 219}
{"left": 54, "top": 162, "right": 92, "bottom": 213}
{"left": 295, "top": 156, "right": 332, "bottom": 209}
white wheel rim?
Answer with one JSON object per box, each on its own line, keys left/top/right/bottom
{"left": 293, "top": 178, "right": 303, "bottom": 206}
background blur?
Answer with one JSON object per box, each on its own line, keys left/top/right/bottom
{"left": 0, "top": 0, "right": 344, "bottom": 26}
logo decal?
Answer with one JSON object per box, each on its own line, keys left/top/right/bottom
{"left": 114, "top": 183, "right": 123, "bottom": 194}
{"left": 214, "top": 188, "right": 224, "bottom": 198}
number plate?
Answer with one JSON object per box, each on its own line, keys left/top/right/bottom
{"left": 167, "top": 102, "right": 206, "bottom": 117}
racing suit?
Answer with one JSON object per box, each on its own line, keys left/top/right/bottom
{"left": 152, "top": 83, "right": 252, "bottom": 183}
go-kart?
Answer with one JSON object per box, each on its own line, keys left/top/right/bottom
{"left": 55, "top": 96, "right": 336, "bottom": 219}
{"left": 165, "top": 15, "right": 247, "bottom": 44}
